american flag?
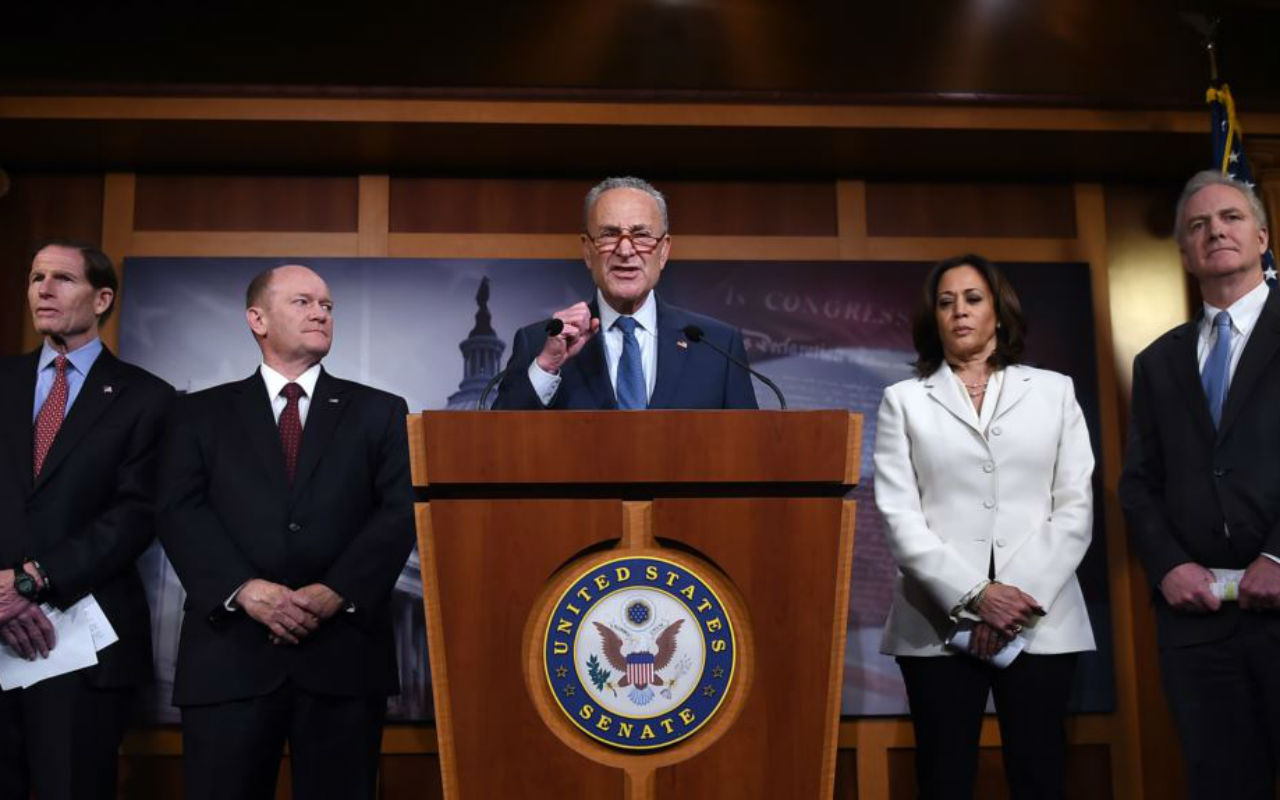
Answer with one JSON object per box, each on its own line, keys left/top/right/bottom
{"left": 1207, "top": 82, "right": 1279, "bottom": 287}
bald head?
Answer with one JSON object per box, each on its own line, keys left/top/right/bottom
{"left": 244, "top": 264, "right": 334, "bottom": 377}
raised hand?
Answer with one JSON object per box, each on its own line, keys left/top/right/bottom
{"left": 536, "top": 302, "right": 600, "bottom": 373}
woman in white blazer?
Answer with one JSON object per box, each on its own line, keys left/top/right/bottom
{"left": 874, "top": 254, "right": 1096, "bottom": 800}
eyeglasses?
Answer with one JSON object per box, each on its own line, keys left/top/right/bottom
{"left": 584, "top": 229, "right": 668, "bottom": 255}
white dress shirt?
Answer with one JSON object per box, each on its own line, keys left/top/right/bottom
{"left": 260, "top": 362, "right": 322, "bottom": 425}
{"left": 529, "top": 291, "right": 659, "bottom": 406}
{"left": 1196, "top": 278, "right": 1269, "bottom": 381}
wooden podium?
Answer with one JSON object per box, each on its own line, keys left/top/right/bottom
{"left": 410, "top": 410, "right": 860, "bottom": 798}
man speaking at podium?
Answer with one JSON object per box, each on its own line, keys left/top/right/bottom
{"left": 492, "top": 176, "right": 759, "bottom": 410}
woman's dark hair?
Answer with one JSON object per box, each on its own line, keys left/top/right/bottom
{"left": 911, "top": 254, "right": 1026, "bottom": 377}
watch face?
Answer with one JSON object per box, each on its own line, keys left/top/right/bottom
{"left": 14, "top": 572, "right": 37, "bottom": 600}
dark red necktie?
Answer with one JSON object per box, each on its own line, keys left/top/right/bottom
{"left": 279, "top": 382, "right": 304, "bottom": 482}
{"left": 33, "top": 355, "right": 69, "bottom": 478}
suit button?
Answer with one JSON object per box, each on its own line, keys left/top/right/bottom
{"left": 996, "top": 538, "right": 1007, "bottom": 547}
{"left": 983, "top": 499, "right": 996, "bottom": 509}
{"left": 288, "top": 522, "right": 301, "bottom": 532}
{"left": 991, "top": 426, "right": 1002, "bottom": 436}
{"left": 982, "top": 461, "right": 995, "bottom": 473}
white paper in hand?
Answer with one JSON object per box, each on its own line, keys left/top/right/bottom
{"left": 945, "top": 620, "right": 1027, "bottom": 669}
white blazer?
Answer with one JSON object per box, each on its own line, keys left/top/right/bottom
{"left": 874, "top": 363, "right": 1096, "bottom": 656}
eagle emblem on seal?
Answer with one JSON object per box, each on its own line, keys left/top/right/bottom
{"left": 593, "top": 619, "right": 684, "bottom": 706}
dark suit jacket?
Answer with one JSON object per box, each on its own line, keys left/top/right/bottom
{"left": 1120, "top": 287, "right": 1280, "bottom": 648}
{"left": 0, "top": 347, "right": 173, "bottom": 688}
{"left": 491, "top": 298, "right": 759, "bottom": 410}
{"left": 157, "top": 369, "right": 415, "bottom": 706}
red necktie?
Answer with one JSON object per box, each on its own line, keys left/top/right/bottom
{"left": 33, "top": 355, "right": 69, "bottom": 478}
{"left": 279, "top": 382, "right": 304, "bottom": 482}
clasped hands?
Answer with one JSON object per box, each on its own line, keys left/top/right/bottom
{"left": 536, "top": 302, "right": 600, "bottom": 374}
{"left": 0, "top": 565, "right": 55, "bottom": 661}
{"left": 235, "top": 579, "right": 344, "bottom": 645}
{"left": 968, "top": 582, "right": 1044, "bottom": 659}
{"left": 1160, "top": 556, "right": 1280, "bottom": 613}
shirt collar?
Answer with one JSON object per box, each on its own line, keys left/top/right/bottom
{"left": 259, "top": 361, "right": 322, "bottom": 400}
{"left": 597, "top": 290, "right": 658, "bottom": 335}
{"left": 1202, "top": 278, "right": 1270, "bottom": 337}
{"left": 39, "top": 336, "right": 103, "bottom": 376}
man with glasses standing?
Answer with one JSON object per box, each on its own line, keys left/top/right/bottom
{"left": 492, "top": 176, "right": 758, "bottom": 410}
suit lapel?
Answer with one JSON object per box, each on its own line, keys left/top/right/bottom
{"left": 991, "top": 365, "right": 1033, "bottom": 421}
{"left": 572, "top": 301, "right": 617, "bottom": 409}
{"left": 231, "top": 372, "right": 290, "bottom": 495}
{"left": 1167, "top": 318, "right": 1217, "bottom": 443}
{"left": 648, "top": 299, "right": 691, "bottom": 410}
{"left": 1218, "top": 289, "right": 1280, "bottom": 440}
{"left": 291, "top": 369, "right": 349, "bottom": 495}
{"left": 2, "top": 352, "right": 40, "bottom": 492}
{"left": 32, "top": 350, "right": 128, "bottom": 493}
{"left": 922, "top": 365, "right": 982, "bottom": 436}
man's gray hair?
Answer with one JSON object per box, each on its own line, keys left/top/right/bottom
{"left": 1175, "top": 169, "right": 1270, "bottom": 241}
{"left": 583, "top": 176, "right": 669, "bottom": 232}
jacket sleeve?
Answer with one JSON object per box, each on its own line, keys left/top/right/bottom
{"left": 157, "top": 396, "right": 259, "bottom": 618}
{"left": 320, "top": 394, "right": 416, "bottom": 625}
{"left": 39, "top": 382, "right": 175, "bottom": 606}
{"left": 491, "top": 325, "right": 549, "bottom": 410}
{"left": 1000, "top": 376, "right": 1095, "bottom": 610}
{"left": 1119, "top": 354, "right": 1194, "bottom": 589}
{"left": 873, "top": 384, "right": 987, "bottom": 614}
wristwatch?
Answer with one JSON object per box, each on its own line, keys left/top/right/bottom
{"left": 13, "top": 566, "right": 41, "bottom": 602}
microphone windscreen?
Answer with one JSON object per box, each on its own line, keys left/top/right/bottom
{"left": 545, "top": 318, "right": 565, "bottom": 336}
{"left": 681, "top": 324, "right": 705, "bottom": 342}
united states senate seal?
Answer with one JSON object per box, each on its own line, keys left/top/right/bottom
{"left": 543, "top": 555, "right": 736, "bottom": 750}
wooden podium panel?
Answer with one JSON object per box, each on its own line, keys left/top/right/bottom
{"left": 425, "top": 499, "right": 624, "bottom": 796}
{"left": 413, "top": 411, "right": 859, "bottom": 799}
{"left": 651, "top": 498, "right": 854, "bottom": 796}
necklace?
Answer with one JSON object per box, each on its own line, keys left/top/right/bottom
{"left": 962, "top": 380, "right": 988, "bottom": 398}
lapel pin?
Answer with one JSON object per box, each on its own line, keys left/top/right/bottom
{"left": 676, "top": 340, "right": 688, "bottom": 349}
{"left": 328, "top": 397, "right": 340, "bottom": 403}
{"left": 103, "top": 385, "right": 113, "bottom": 393}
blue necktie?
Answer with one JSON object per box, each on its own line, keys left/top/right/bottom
{"left": 1201, "top": 310, "right": 1232, "bottom": 427}
{"left": 614, "top": 316, "right": 647, "bottom": 409}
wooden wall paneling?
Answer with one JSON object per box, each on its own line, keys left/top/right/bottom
{"left": 836, "top": 180, "right": 868, "bottom": 260}
{"left": 129, "top": 231, "right": 359, "bottom": 257}
{"left": 358, "top": 175, "right": 390, "bottom": 257}
{"left": 0, "top": 95, "right": 1253, "bottom": 134}
{"left": 388, "top": 178, "right": 838, "bottom": 238}
{"left": 662, "top": 181, "right": 838, "bottom": 236}
{"left": 1073, "top": 182, "right": 1147, "bottom": 799}
{"left": 390, "top": 178, "right": 591, "bottom": 234}
{"left": 865, "top": 183, "right": 1077, "bottom": 238}
{"left": 99, "top": 172, "right": 135, "bottom": 352}
{"left": 863, "top": 237, "right": 1085, "bottom": 263}
{"left": 133, "top": 175, "right": 359, "bottom": 232}
{"left": 388, "top": 232, "right": 581, "bottom": 259}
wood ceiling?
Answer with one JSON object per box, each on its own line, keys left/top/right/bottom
{"left": 1, "top": 1, "right": 1278, "bottom": 179}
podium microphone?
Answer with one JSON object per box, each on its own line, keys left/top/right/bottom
{"left": 681, "top": 325, "right": 788, "bottom": 410}
{"left": 477, "top": 317, "right": 565, "bottom": 409}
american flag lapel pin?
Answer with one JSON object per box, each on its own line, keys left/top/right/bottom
{"left": 676, "top": 340, "right": 688, "bottom": 349}
{"left": 328, "top": 397, "right": 339, "bottom": 403}
{"left": 103, "top": 385, "right": 113, "bottom": 394}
